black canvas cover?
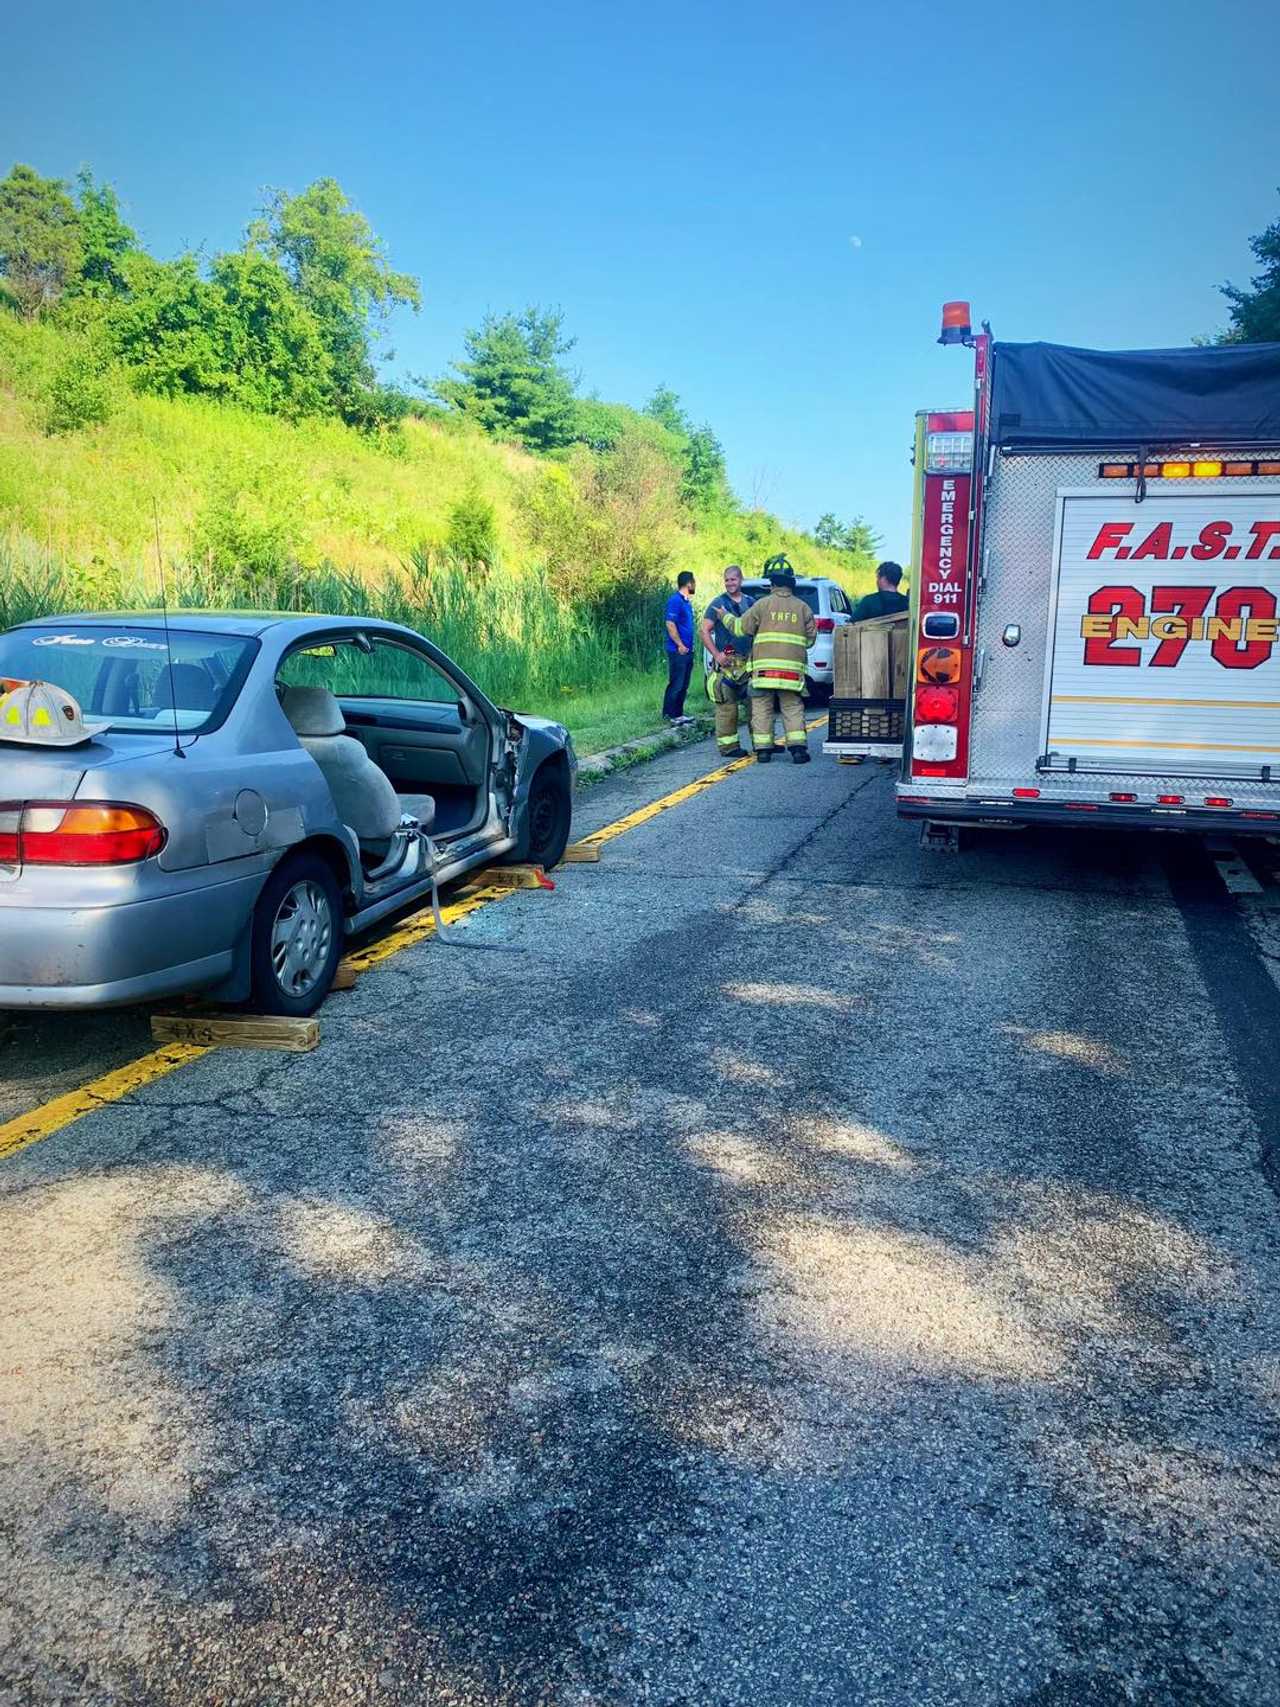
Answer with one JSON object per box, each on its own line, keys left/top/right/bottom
{"left": 990, "top": 340, "right": 1280, "bottom": 451}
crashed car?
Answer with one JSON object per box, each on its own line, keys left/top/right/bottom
{"left": 0, "top": 613, "right": 576, "bottom": 1013}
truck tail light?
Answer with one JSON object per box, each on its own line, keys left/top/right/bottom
{"left": 1156, "top": 795, "right": 1184, "bottom": 806}
{"left": 1204, "top": 796, "right": 1232, "bottom": 808}
{"left": 0, "top": 802, "right": 167, "bottom": 866}
{"left": 1110, "top": 792, "right": 1137, "bottom": 803}
{"left": 1012, "top": 787, "right": 1040, "bottom": 799}
{"left": 814, "top": 616, "right": 835, "bottom": 633}
{"left": 915, "top": 685, "right": 959, "bottom": 724}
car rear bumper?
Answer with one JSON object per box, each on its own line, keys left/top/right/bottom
{"left": 0, "top": 869, "right": 266, "bottom": 1009}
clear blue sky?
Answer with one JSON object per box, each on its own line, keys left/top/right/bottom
{"left": 3, "top": 0, "right": 1277, "bottom": 559}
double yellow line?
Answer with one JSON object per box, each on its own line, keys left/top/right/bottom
{"left": 0, "top": 715, "right": 826, "bottom": 1162}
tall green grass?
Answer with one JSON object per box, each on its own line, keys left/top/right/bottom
{"left": 0, "top": 536, "right": 665, "bottom": 717}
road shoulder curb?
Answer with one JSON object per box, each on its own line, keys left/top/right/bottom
{"left": 576, "top": 717, "right": 713, "bottom": 786}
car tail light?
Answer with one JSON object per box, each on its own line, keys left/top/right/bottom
{"left": 815, "top": 616, "right": 835, "bottom": 633}
{"left": 0, "top": 801, "right": 167, "bottom": 866}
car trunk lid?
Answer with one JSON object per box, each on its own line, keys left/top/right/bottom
{"left": 0, "top": 733, "right": 179, "bottom": 802}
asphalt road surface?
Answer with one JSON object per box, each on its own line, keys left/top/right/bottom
{"left": 3, "top": 733, "right": 1280, "bottom": 1707}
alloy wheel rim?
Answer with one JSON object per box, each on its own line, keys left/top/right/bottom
{"left": 270, "top": 879, "right": 333, "bottom": 996}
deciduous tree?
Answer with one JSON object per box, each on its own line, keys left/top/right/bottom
{"left": 1219, "top": 191, "right": 1280, "bottom": 344}
{"left": 250, "top": 178, "right": 419, "bottom": 427}
{"left": 71, "top": 171, "right": 135, "bottom": 300}
{"left": 0, "top": 164, "right": 83, "bottom": 319}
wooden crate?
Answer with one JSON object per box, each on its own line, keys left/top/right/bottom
{"left": 834, "top": 616, "right": 910, "bottom": 701}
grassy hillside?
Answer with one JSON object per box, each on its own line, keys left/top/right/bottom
{"left": 0, "top": 316, "right": 867, "bottom": 589}
{"left": 0, "top": 316, "right": 875, "bottom": 752}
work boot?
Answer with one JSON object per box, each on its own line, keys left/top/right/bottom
{"left": 790, "top": 747, "right": 811, "bottom": 764}
{"left": 756, "top": 748, "right": 773, "bottom": 764}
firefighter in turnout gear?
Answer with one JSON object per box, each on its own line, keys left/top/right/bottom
{"left": 728, "top": 555, "right": 817, "bottom": 762}
{"left": 702, "top": 564, "right": 755, "bottom": 759}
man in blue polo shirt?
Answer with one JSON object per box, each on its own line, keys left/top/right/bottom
{"left": 662, "top": 570, "right": 697, "bottom": 724}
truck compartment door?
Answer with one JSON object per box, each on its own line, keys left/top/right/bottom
{"left": 1043, "top": 490, "right": 1280, "bottom": 778}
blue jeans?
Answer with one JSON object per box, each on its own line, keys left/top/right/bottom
{"left": 663, "top": 650, "right": 693, "bottom": 719}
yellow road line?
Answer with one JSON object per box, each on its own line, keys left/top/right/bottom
{"left": 577, "top": 713, "right": 828, "bottom": 849}
{"left": 0, "top": 1044, "right": 208, "bottom": 1162}
{"left": 0, "top": 712, "right": 829, "bottom": 1160}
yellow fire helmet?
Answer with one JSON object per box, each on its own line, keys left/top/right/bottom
{"left": 0, "top": 679, "right": 110, "bottom": 748}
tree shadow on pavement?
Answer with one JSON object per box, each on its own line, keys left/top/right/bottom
{"left": 2, "top": 816, "right": 1278, "bottom": 1706}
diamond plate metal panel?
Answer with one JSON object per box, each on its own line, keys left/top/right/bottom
{"left": 967, "top": 457, "right": 1280, "bottom": 805}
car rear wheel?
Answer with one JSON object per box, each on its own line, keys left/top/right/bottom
{"left": 249, "top": 853, "right": 344, "bottom": 1016}
{"left": 525, "top": 763, "right": 572, "bottom": 869}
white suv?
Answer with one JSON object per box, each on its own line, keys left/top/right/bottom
{"left": 737, "top": 575, "right": 855, "bottom": 701}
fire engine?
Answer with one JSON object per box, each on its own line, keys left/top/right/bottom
{"left": 827, "top": 304, "right": 1280, "bottom": 846}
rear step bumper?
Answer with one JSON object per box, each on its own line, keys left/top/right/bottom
{"left": 897, "top": 797, "right": 1279, "bottom": 837}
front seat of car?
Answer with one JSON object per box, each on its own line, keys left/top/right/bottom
{"left": 281, "top": 686, "right": 434, "bottom": 848}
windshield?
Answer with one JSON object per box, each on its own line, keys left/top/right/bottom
{"left": 0, "top": 626, "right": 257, "bottom": 734}
{"left": 742, "top": 582, "right": 820, "bottom": 614}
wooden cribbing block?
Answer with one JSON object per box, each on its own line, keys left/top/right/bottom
{"left": 331, "top": 959, "right": 360, "bottom": 991}
{"left": 484, "top": 864, "right": 556, "bottom": 890}
{"left": 562, "top": 843, "right": 601, "bottom": 863}
{"left": 150, "top": 1013, "right": 320, "bottom": 1052}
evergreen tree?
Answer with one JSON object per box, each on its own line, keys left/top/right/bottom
{"left": 433, "top": 308, "right": 578, "bottom": 451}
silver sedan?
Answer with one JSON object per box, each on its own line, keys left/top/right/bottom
{"left": 0, "top": 612, "right": 576, "bottom": 1013}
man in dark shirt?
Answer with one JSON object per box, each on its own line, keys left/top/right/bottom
{"left": 662, "top": 571, "right": 697, "bottom": 723}
{"left": 851, "top": 561, "right": 909, "bottom": 622}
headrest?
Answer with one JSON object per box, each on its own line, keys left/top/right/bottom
{"left": 282, "top": 685, "right": 346, "bottom": 737}
{"left": 161, "top": 663, "right": 217, "bottom": 711}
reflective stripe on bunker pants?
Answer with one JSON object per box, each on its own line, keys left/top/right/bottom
{"left": 710, "top": 667, "right": 749, "bottom": 751}
{"left": 750, "top": 688, "right": 807, "bottom": 750}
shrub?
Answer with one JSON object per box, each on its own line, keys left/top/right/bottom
{"left": 445, "top": 485, "right": 498, "bottom": 567}
{"left": 520, "top": 424, "right": 680, "bottom": 613}
{"left": 188, "top": 469, "right": 303, "bottom": 578}
{"left": 43, "top": 345, "right": 114, "bottom": 434}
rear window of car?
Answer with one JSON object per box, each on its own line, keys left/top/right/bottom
{"left": 742, "top": 581, "right": 820, "bottom": 615}
{"left": 0, "top": 626, "right": 257, "bottom": 734}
